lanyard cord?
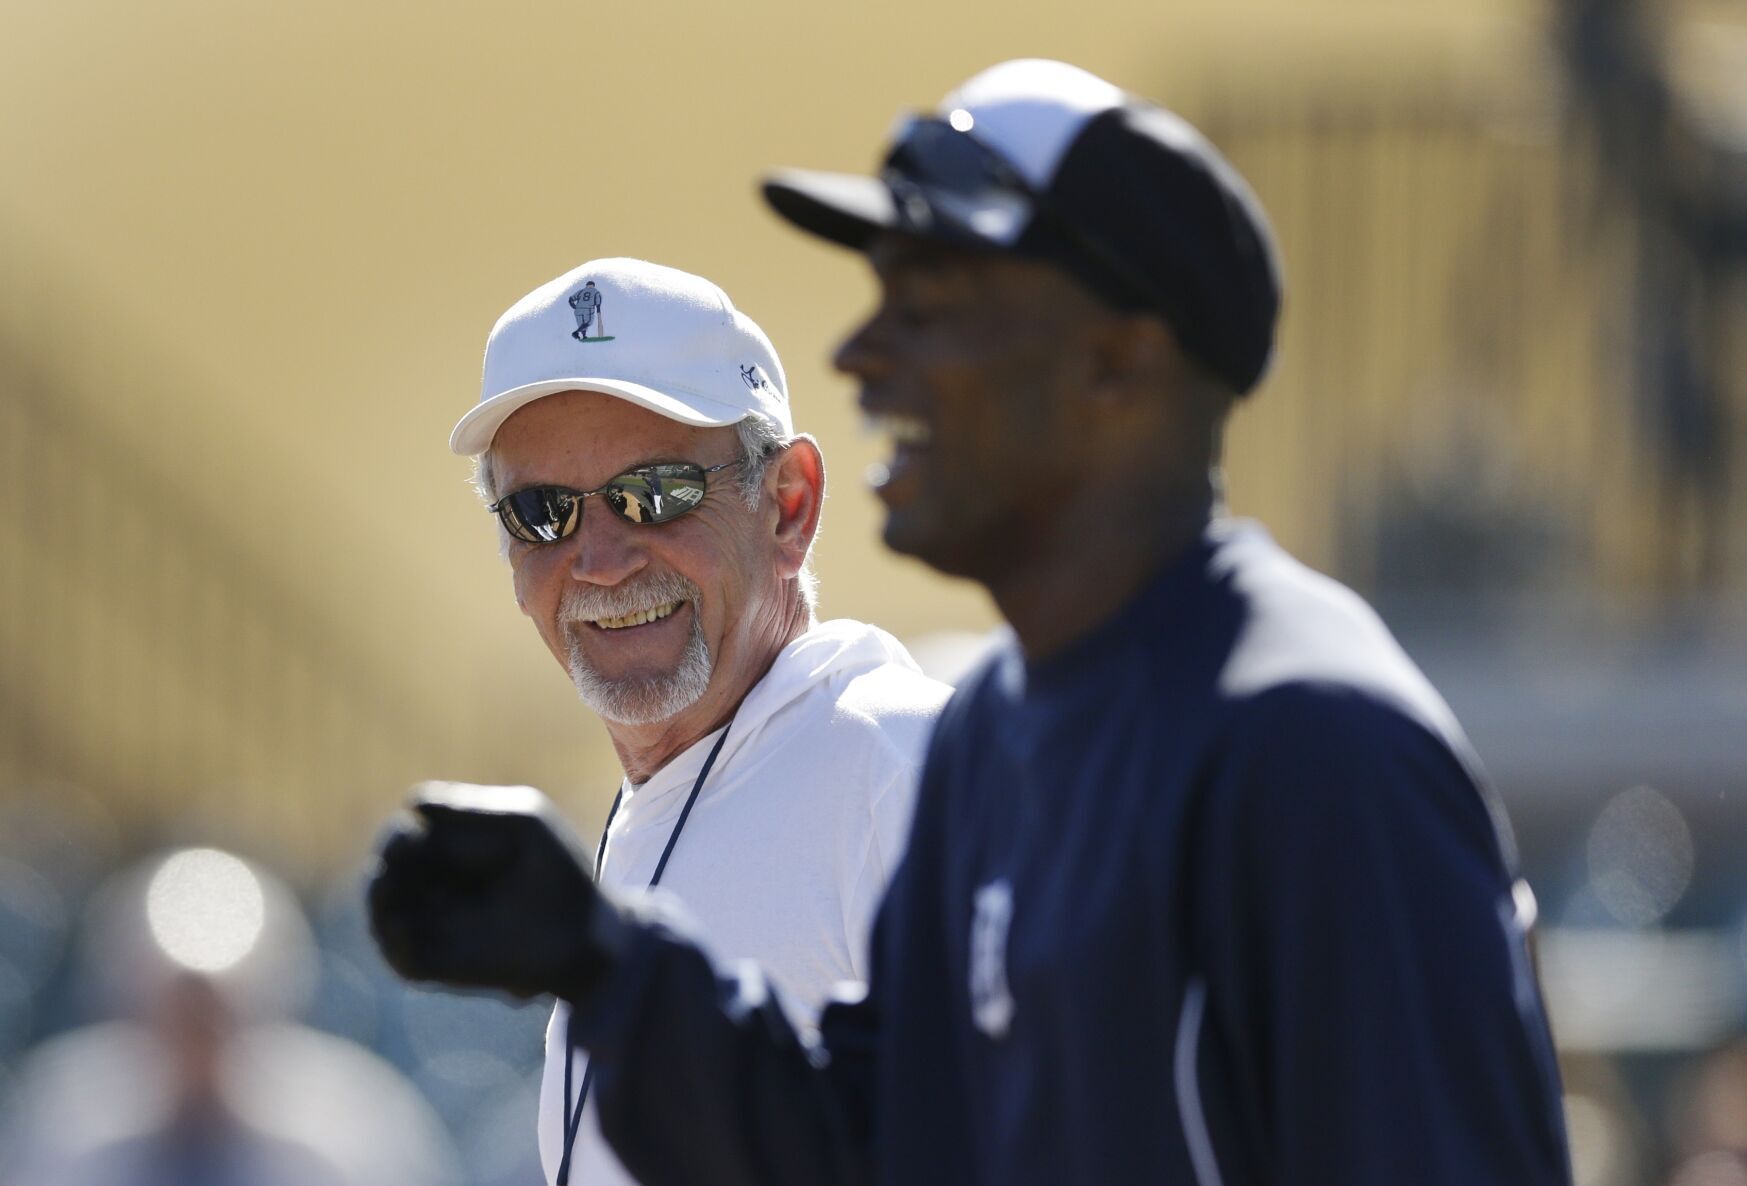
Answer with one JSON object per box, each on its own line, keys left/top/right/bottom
{"left": 554, "top": 719, "right": 734, "bottom": 1186}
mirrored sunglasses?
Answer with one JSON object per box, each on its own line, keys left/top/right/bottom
{"left": 489, "top": 460, "right": 743, "bottom": 544}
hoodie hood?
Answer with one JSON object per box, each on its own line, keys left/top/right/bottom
{"left": 736, "top": 618, "right": 926, "bottom": 727}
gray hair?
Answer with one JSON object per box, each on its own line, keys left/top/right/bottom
{"left": 474, "top": 413, "right": 818, "bottom": 610}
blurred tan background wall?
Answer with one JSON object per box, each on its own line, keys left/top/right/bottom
{"left": 1, "top": 0, "right": 1741, "bottom": 873}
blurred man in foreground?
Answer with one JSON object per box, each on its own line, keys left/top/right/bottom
{"left": 371, "top": 65, "right": 1572, "bottom": 1184}
{"left": 390, "top": 257, "right": 949, "bottom": 1184}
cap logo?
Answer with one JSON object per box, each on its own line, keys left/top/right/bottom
{"left": 739, "top": 364, "right": 778, "bottom": 396}
{"left": 567, "top": 281, "right": 615, "bottom": 343}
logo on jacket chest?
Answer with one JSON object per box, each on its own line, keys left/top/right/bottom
{"left": 969, "top": 878, "right": 1016, "bottom": 1039}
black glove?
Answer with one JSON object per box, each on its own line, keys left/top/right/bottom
{"left": 367, "top": 782, "right": 619, "bottom": 1004}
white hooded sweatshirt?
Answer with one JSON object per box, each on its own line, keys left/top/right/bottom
{"left": 537, "top": 618, "right": 952, "bottom": 1185}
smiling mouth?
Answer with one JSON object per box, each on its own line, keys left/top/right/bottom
{"left": 590, "top": 601, "right": 684, "bottom": 631}
{"left": 864, "top": 411, "right": 933, "bottom": 448}
{"left": 863, "top": 412, "right": 933, "bottom": 494}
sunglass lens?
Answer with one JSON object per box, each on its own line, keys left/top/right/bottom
{"left": 502, "top": 487, "right": 580, "bottom": 542}
{"left": 605, "top": 465, "right": 707, "bottom": 525}
{"left": 604, "top": 483, "right": 647, "bottom": 524}
{"left": 893, "top": 120, "right": 1005, "bottom": 193}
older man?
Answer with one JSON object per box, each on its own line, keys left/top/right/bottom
{"left": 411, "top": 256, "right": 949, "bottom": 1185}
{"left": 373, "top": 66, "right": 1571, "bottom": 1185}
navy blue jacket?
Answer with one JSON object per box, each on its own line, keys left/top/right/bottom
{"left": 575, "top": 521, "right": 1571, "bottom": 1185}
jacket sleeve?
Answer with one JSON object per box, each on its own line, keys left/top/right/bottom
{"left": 571, "top": 885, "right": 881, "bottom": 1186}
{"left": 1187, "top": 684, "right": 1571, "bottom": 1186}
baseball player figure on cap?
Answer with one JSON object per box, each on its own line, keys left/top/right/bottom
{"left": 568, "top": 279, "right": 611, "bottom": 341}
{"left": 369, "top": 63, "right": 1574, "bottom": 1185}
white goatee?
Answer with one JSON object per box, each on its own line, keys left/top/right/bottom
{"left": 559, "top": 573, "right": 712, "bottom": 725}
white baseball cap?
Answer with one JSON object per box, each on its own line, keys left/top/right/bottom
{"left": 449, "top": 257, "right": 793, "bottom": 455}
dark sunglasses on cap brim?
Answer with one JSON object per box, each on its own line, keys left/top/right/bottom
{"left": 489, "top": 460, "right": 744, "bottom": 544}
{"left": 884, "top": 113, "right": 1169, "bottom": 316}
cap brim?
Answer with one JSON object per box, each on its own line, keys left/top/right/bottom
{"left": 761, "top": 169, "right": 900, "bottom": 250}
{"left": 764, "top": 167, "right": 1033, "bottom": 259}
{"left": 449, "top": 378, "right": 748, "bottom": 456}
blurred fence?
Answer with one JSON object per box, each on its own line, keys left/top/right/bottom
{"left": 1201, "top": 55, "right": 1743, "bottom": 611}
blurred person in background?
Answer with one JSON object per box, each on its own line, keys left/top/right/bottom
{"left": 369, "top": 61, "right": 1573, "bottom": 1184}
{"left": 0, "top": 846, "right": 455, "bottom": 1186}
{"left": 397, "top": 256, "right": 949, "bottom": 1184}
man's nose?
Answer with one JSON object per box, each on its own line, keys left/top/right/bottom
{"left": 566, "top": 503, "right": 648, "bottom": 587}
{"left": 833, "top": 313, "right": 890, "bottom": 383}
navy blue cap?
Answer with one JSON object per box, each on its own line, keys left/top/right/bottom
{"left": 763, "top": 59, "right": 1283, "bottom": 395}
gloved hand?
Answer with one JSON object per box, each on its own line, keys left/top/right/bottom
{"left": 367, "top": 782, "right": 619, "bottom": 1004}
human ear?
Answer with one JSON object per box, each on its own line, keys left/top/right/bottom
{"left": 768, "top": 435, "right": 825, "bottom": 578}
{"left": 1085, "top": 315, "right": 1181, "bottom": 407}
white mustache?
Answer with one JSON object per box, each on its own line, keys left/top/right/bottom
{"left": 559, "top": 572, "right": 701, "bottom": 624}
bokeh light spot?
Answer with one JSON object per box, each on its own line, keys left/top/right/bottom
{"left": 1586, "top": 785, "right": 1694, "bottom": 928}
{"left": 144, "top": 848, "right": 266, "bottom": 973}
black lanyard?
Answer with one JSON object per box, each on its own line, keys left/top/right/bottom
{"left": 554, "top": 719, "right": 734, "bottom": 1186}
